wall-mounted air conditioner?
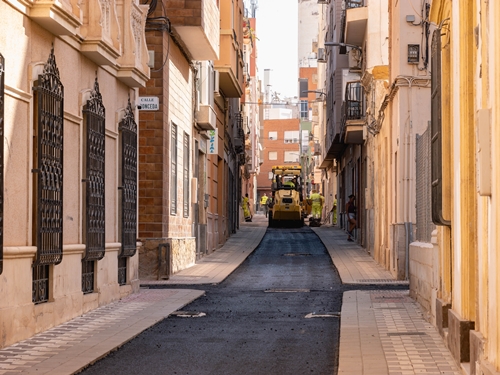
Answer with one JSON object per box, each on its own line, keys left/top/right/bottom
{"left": 317, "top": 48, "right": 326, "bottom": 63}
{"left": 318, "top": 0, "right": 329, "bottom": 4}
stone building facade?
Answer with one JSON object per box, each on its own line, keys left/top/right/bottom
{"left": 0, "top": 0, "right": 149, "bottom": 348}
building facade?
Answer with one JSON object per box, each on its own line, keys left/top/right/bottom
{"left": 0, "top": 0, "right": 149, "bottom": 347}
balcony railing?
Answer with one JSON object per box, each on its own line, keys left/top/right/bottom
{"left": 343, "top": 81, "right": 364, "bottom": 121}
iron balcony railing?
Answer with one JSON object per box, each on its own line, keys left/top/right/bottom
{"left": 341, "top": 81, "right": 365, "bottom": 135}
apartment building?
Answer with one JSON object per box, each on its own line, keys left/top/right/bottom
{"left": 138, "top": 0, "right": 247, "bottom": 280}
{"left": 0, "top": 0, "right": 149, "bottom": 347}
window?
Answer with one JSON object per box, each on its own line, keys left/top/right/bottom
{"left": 82, "top": 77, "right": 106, "bottom": 293}
{"left": 268, "top": 131, "right": 277, "bottom": 140}
{"left": 300, "top": 100, "right": 308, "bottom": 119}
{"left": 170, "top": 124, "right": 178, "bottom": 214}
{"left": 183, "top": 132, "right": 190, "bottom": 217}
{"left": 0, "top": 54, "right": 4, "bottom": 275}
{"left": 284, "top": 131, "right": 299, "bottom": 144}
{"left": 118, "top": 98, "right": 138, "bottom": 285}
{"left": 268, "top": 172, "right": 273, "bottom": 180}
{"left": 32, "top": 48, "right": 64, "bottom": 304}
{"left": 268, "top": 151, "right": 277, "bottom": 160}
{"left": 284, "top": 151, "right": 299, "bottom": 163}
{"left": 299, "top": 78, "right": 308, "bottom": 98}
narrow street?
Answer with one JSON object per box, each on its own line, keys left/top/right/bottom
{"left": 81, "top": 226, "right": 343, "bottom": 375}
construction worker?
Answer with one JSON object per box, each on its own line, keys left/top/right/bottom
{"left": 284, "top": 180, "right": 295, "bottom": 188}
{"left": 242, "top": 193, "right": 252, "bottom": 222}
{"left": 260, "top": 193, "right": 269, "bottom": 217}
{"left": 310, "top": 189, "right": 324, "bottom": 220}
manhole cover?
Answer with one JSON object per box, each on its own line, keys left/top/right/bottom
{"left": 170, "top": 311, "right": 206, "bottom": 318}
{"left": 264, "top": 288, "right": 310, "bottom": 293}
{"left": 304, "top": 312, "right": 341, "bottom": 318}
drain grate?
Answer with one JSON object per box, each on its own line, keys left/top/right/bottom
{"left": 264, "top": 288, "right": 310, "bottom": 293}
{"left": 387, "top": 332, "right": 426, "bottom": 336}
{"left": 305, "top": 312, "right": 341, "bottom": 319}
{"left": 282, "top": 253, "right": 312, "bottom": 257}
{"left": 170, "top": 311, "right": 206, "bottom": 318}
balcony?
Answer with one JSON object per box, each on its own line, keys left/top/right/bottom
{"left": 341, "top": 81, "right": 365, "bottom": 144}
{"left": 214, "top": 30, "right": 244, "bottom": 97}
{"left": 340, "top": 0, "right": 367, "bottom": 47}
{"left": 29, "top": 0, "right": 81, "bottom": 35}
{"left": 167, "top": 0, "right": 220, "bottom": 61}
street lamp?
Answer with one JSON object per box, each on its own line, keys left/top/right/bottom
{"left": 301, "top": 90, "right": 326, "bottom": 101}
{"left": 324, "top": 42, "right": 362, "bottom": 51}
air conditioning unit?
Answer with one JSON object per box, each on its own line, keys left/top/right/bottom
{"left": 317, "top": 48, "right": 326, "bottom": 63}
{"left": 318, "top": 0, "right": 329, "bottom": 4}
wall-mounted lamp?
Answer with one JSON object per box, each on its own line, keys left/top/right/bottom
{"left": 324, "top": 42, "right": 362, "bottom": 52}
{"left": 302, "top": 90, "right": 326, "bottom": 102}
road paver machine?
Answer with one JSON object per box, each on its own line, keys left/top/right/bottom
{"left": 268, "top": 165, "right": 306, "bottom": 228}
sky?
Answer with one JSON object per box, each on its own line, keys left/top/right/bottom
{"left": 254, "top": 0, "right": 298, "bottom": 100}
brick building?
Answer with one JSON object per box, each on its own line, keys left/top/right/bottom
{"left": 256, "top": 117, "right": 302, "bottom": 203}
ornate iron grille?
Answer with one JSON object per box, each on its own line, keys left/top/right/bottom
{"left": 0, "top": 54, "right": 4, "bottom": 275}
{"left": 170, "top": 124, "right": 177, "bottom": 214}
{"left": 83, "top": 78, "right": 106, "bottom": 261}
{"left": 33, "top": 47, "right": 64, "bottom": 266}
{"left": 32, "top": 264, "right": 49, "bottom": 304}
{"left": 119, "top": 99, "right": 137, "bottom": 258}
{"left": 118, "top": 256, "right": 127, "bottom": 285}
{"left": 183, "top": 132, "right": 189, "bottom": 217}
{"left": 82, "top": 260, "right": 95, "bottom": 294}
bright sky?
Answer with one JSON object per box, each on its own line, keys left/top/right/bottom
{"left": 255, "top": 0, "right": 298, "bottom": 100}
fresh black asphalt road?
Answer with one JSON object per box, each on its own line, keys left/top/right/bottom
{"left": 80, "top": 227, "right": 404, "bottom": 375}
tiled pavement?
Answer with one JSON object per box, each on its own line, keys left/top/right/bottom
{"left": 0, "top": 216, "right": 461, "bottom": 375}
{"left": 312, "top": 225, "right": 461, "bottom": 375}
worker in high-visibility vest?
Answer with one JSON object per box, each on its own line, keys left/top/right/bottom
{"left": 260, "top": 193, "right": 269, "bottom": 217}
{"left": 309, "top": 189, "right": 324, "bottom": 220}
{"left": 242, "top": 193, "right": 252, "bottom": 222}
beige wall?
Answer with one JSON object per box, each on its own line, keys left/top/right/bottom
{"left": 0, "top": 0, "right": 147, "bottom": 348}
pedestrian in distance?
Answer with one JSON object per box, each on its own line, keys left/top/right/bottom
{"left": 346, "top": 194, "right": 356, "bottom": 241}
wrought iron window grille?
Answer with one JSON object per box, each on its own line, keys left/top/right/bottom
{"left": 118, "top": 98, "right": 138, "bottom": 258}
{"left": 183, "top": 132, "right": 190, "bottom": 217}
{"left": 82, "top": 77, "right": 106, "bottom": 262}
{"left": 32, "top": 47, "right": 64, "bottom": 267}
{"left": 118, "top": 256, "right": 127, "bottom": 285}
{"left": 82, "top": 260, "right": 95, "bottom": 294}
{"left": 170, "top": 124, "right": 178, "bottom": 215}
{"left": 0, "top": 54, "right": 4, "bottom": 275}
{"left": 32, "top": 264, "right": 49, "bottom": 304}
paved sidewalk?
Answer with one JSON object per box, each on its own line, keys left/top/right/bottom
{"left": 0, "top": 217, "right": 267, "bottom": 375}
{"left": 0, "top": 217, "right": 460, "bottom": 375}
{"left": 312, "top": 225, "right": 460, "bottom": 375}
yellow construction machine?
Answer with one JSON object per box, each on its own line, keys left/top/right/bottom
{"left": 268, "top": 165, "right": 305, "bottom": 228}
